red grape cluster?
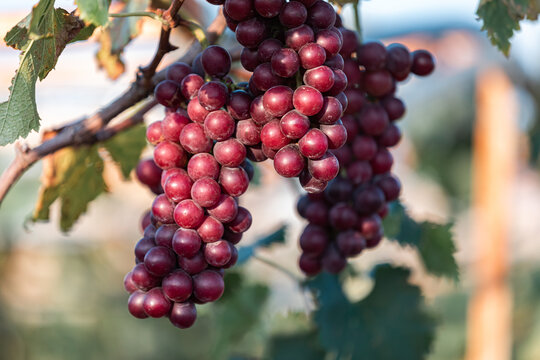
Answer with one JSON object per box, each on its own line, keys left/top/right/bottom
{"left": 207, "top": 0, "right": 354, "bottom": 192}
{"left": 296, "top": 40, "right": 435, "bottom": 276}
{"left": 125, "top": 45, "right": 255, "bottom": 329}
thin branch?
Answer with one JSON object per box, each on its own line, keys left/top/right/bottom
{"left": 139, "top": 27, "right": 176, "bottom": 86}
{"left": 161, "top": 0, "right": 186, "bottom": 28}
{"left": 139, "top": 0, "right": 185, "bottom": 85}
{"left": 95, "top": 100, "right": 158, "bottom": 142}
{"left": 353, "top": 1, "right": 362, "bottom": 43}
{"left": 252, "top": 254, "right": 302, "bottom": 283}
{"left": 108, "top": 11, "right": 167, "bottom": 26}
{"left": 0, "top": 12, "right": 227, "bottom": 206}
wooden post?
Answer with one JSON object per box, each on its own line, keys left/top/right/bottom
{"left": 465, "top": 68, "right": 517, "bottom": 360}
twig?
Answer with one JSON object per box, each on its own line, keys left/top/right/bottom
{"left": 138, "top": 27, "right": 176, "bottom": 86}
{"left": 109, "top": 11, "right": 167, "bottom": 26}
{"left": 139, "top": 0, "right": 184, "bottom": 85}
{"left": 161, "top": 0, "right": 186, "bottom": 28}
{"left": 252, "top": 254, "right": 315, "bottom": 313}
{"left": 0, "top": 11, "right": 227, "bottom": 206}
{"left": 252, "top": 254, "right": 302, "bottom": 283}
{"left": 95, "top": 100, "right": 158, "bottom": 142}
{"left": 353, "top": 1, "right": 362, "bottom": 43}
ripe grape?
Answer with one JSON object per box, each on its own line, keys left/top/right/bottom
{"left": 166, "top": 62, "right": 192, "bottom": 84}
{"left": 274, "top": 144, "right": 305, "bottom": 177}
{"left": 172, "top": 228, "right": 202, "bottom": 258}
{"left": 263, "top": 86, "right": 294, "bottom": 117}
{"left": 201, "top": 45, "right": 232, "bottom": 77}
{"left": 198, "top": 81, "right": 229, "bottom": 111}
{"left": 193, "top": 270, "right": 225, "bottom": 302}
{"left": 174, "top": 199, "right": 205, "bottom": 229}
{"left": 280, "top": 1, "right": 308, "bottom": 28}
{"left": 169, "top": 302, "right": 197, "bottom": 329}
{"left": 155, "top": 80, "right": 183, "bottom": 109}
{"left": 411, "top": 50, "right": 435, "bottom": 76}
{"left": 187, "top": 153, "right": 220, "bottom": 181}
{"left": 197, "top": 216, "right": 225, "bottom": 243}
{"left": 143, "top": 288, "right": 172, "bottom": 318}
{"left": 293, "top": 85, "right": 323, "bottom": 116}
{"left": 213, "top": 139, "right": 247, "bottom": 167}
{"left": 204, "top": 110, "right": 235, "bottom": 141}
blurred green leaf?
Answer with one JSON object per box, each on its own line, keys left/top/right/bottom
{"left": 212, "top": 272, "right": 269, "bottom": 357}
{"left": 266, "top": 331, "right": 326, "bottom": 360}
{"left": 4, "top": 14, "right": 31, "bottom": 50}
{"left": 308, "top": 265, "right": 436, "bottom": 360}
{"left": 418, "top": 222, "right": 458, "bottom": 280}
{"left": 75, "top": 0, "right": 111, "bottom": 26}
{"left": 33, "top": 146, "right": 108, "bottom": 232}
{"left": 0, "top": 2, "right": 85, "bottom": 145}
{"left": 477, "top": 0, "right": 540, "bottom": 56}
{"left": 237, "top": 225, "right": 287, "bottom": 265}
{"left": 103, "top": 123, "right": 147, "bottom": 179}
{"left": 69, "top": 24, "right": 97, "bottom": 43}
{"left": 97, "top": 0, "right": 148, "bottom": 79}
{"left": 383, "top": 203, "right": 459, "bottom": 281}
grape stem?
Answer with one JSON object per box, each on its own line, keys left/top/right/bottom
{"left": 108, "top": 11, "right": 168, "bottom": 26}
{"left": 353, "top": 1, "right": 363, "bottom": 43}
{"left": 252, "top": 254, "right": 302, "bottom": 283}
{"left": 0, "top": 10, "right": 227, "bottom": 206}
{"left": 252, "top": 254, "right": 315, "bottom": 313}
{"left": 179, "top": 19, "right": 209, "bottom": 49}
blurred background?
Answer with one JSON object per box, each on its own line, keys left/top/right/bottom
{"left": 1, "top": 0, "right": 540, "bottom": 359}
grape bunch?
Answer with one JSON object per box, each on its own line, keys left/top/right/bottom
{"left": 206, "top": 0, "right": 354, "bottom": 192}
{"left": 296, "top": 40, "right": 435, "bottom": 276}
{"left": 127, "top": 0, "right": 437, "bottom": 327}
{"left": 125, "top": 45, "right": 255, "bottom": 329}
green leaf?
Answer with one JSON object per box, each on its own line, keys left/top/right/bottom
{"left": 96, "top": 0, "right": 148, "bottom": 79}
{"left": 476, "top": 0, "right": 540, "bottom": 56}
{"left": 4, "top": 14, "right": 32, "bottom": 50}
{"left": 308, "top": 265, "right": 437, "bottom": 360}
{"left": 103, "top": 123, "right": 147, "bottom": 179}
{"left": 418, "top": 222, "right": 458, "bottom": 280}
{"left": 477, "top": 0, "right": 520, "bottom": 56}
{"left": 69, "top": 24, "right": 97, "bottom": 43}
{"left": 266, "top": 331, "right": 326, "bottom": 360}
{"left": 211, "top": 272, "right": 269, "bottom": 355}
{"left": 75, "top": 0, "right": 110, "bottom": 26}
{"left": 33, "top": 146, "right": 108, "bottom": 232}
{"left": 0, "top": 2, "right": 85, "bottom": 145}
{"left": 383, "top": 202, "right": 459, "bottom": 281}
{"left": 110, "top": 0, "right": 149, "bottom": 54}
{"left": 237, "top": 225, "right": 287, "bottom": 265}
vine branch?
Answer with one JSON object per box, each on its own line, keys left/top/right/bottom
{"left": 0, "top": 9, "right": 227, "bottom": 206}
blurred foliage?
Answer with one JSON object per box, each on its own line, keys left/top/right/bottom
{"left": 31, "top": 122, "right": 147, "bottom": 232}
{"left": 405, "top": 75, "right": 475, "bottom": 207}
{"left": 75, "top": 0, "right": 111, "bottom": 27}
{"left": 32, "top": 145, "right": 108, "bottom": 232}
{"left": 97, "top": 0, "right": 149, "bottom": 80}
{"left": 237, "top": 225, "right": 287, "bottom": 265}
{"left": 384, "top": 203, "right": 458, "bottom": 281}
{"left": 477, "top": 0, "right": 540, "bottom": 56}
{"left": 103, "top": 123, "right": 147, "bottom": 179}
{"left": 308, "top": 265, "right": 436, "bottom": 360}
{"left": 0, "top": 244, "right": 443, "bottom": 360}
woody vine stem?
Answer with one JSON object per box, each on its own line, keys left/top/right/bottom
{"left": 0, "top": 2, "right": 226, "bottom": 206}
